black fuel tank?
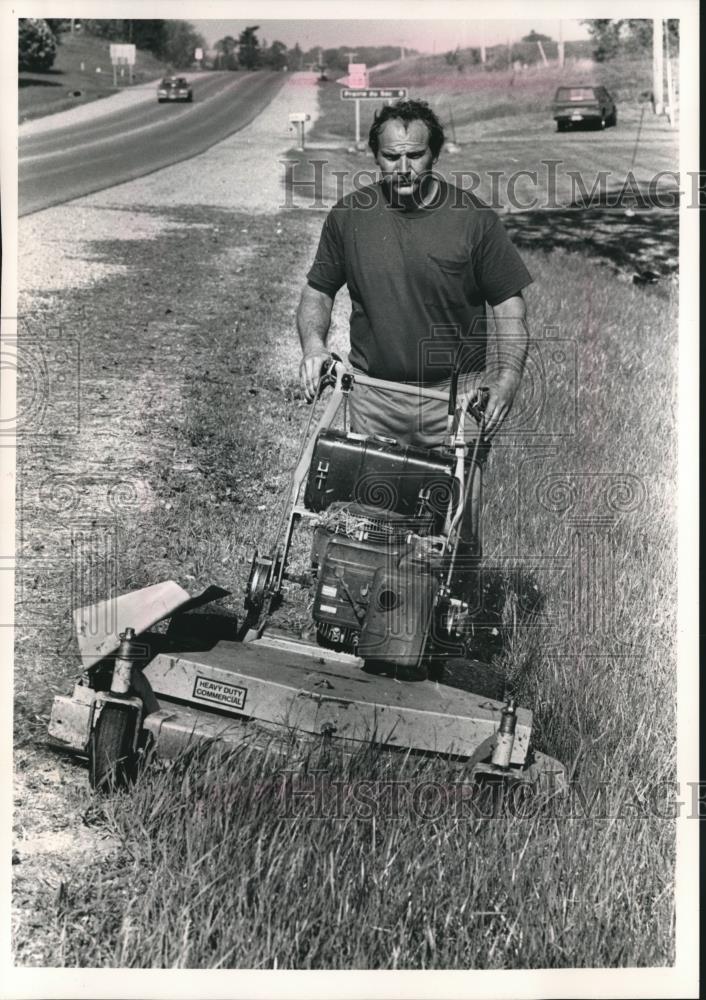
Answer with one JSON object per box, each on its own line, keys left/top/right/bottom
{"left": 304, "top": 430, "right": 458, "bottom": 531}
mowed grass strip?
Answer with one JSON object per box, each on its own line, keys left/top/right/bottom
{"left": 26, "top": 194, "right": 677, "bottom": 967}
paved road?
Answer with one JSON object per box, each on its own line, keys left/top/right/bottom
{"left": 19, "top": 71, "right": 286, "bottom": 216}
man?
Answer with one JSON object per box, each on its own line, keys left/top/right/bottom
{"left": 297, "top": 99, "right": 532, "bottom": 570}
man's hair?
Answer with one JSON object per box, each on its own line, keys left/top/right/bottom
{"left": 368, "top": 99, "right": 445, "bottom": 158}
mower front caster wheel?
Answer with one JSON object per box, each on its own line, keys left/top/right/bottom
{"left": 88, "top": 702, "right": 138, "bottom": 792}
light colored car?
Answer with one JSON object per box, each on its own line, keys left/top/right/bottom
{"left": 157, "top": 77, "right": 193, "bottom": 103}
{"left": 553, "top": 85, "right": 617, "bottom": 131}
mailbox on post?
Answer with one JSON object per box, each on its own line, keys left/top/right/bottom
{"left": 289, "top": 112, "right": 311, "bottom": 150}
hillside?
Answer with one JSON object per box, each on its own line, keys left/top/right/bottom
{"left": 370, "top": 48, "right": 677, "bottom": 134}
{"left": 373, "top": 45, "right": 658, "bottom": 98}
{"left": 19, "top": 30, "right": 174, "bottom": 123}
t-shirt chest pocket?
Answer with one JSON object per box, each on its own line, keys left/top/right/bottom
{"left": 426, "top": 253, "right": 476, "bottom": 307}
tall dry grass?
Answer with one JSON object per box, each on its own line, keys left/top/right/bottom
{"left": 45, "top": 202, "right": 677, "bottom": 967}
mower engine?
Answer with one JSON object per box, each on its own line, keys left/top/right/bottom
{"left": 303, "top": 429, "right": 472, "bottom": 668}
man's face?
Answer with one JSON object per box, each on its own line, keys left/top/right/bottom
{"left": 375, "top": 119, "right": 436, "bottom": 199}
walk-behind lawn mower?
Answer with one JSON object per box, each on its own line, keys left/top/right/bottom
{"left": 49, "top": 360, "right": 565, "bottom": 792}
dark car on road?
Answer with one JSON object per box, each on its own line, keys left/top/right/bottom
{"left": 553, "top": 86, "right": 617, "bottom": 131}
{"left": 157, "top": 77, "right": 193, "bottom": 103}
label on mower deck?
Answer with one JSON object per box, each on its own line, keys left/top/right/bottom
{"left": 193, "top": 676, "right": 247, "bottom": 711}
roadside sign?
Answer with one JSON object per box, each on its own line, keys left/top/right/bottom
{"left": 341, "top": 88, "right": 408, "bottom": 101}
{"left": 109, "top": 43, "right": 136, "bottom": 66}
{"left": 347, "top": 62, "right": 368, "bottom": 88}
{"left": 340, "top": 87, "right": 409, "bottom": 146}
{"left": 194, "top": 47, "right": 204, "bottom": 62}
{"left": 109, "top": 43, "right": 136, "bottom": 86}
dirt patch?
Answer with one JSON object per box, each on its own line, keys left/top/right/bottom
{"left": 13, "top": 743, "right": 117, "bottom": 965}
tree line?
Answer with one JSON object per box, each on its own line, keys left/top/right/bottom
{"left": 19, "top": 18, "right": 207, "bottom": 72}
{"left": 581, "top": 19, "right": 680, "bottom": 62}
{"left": 19, "top": 18, "right": 413, "bottom": 74}
{"left": 214, "top": 27, "right": 412, "bottom": 73}
{"left": 22, "top": 17, "right": 678, "bottom": 76}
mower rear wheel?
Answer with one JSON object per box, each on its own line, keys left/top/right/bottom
{"left": 89, "top": 702, "right": 138, "bottom": 792}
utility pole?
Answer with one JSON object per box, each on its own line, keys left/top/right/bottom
{"left": 665, "top": 23, "right": 675, "bottom": 126}
{"left": 652, "top": 18, "right": 664, "bottom": 115}
{"left": 480, "top": 21, "right": 486, "bottom": 63}
{"left": 558, "top": 20, "right": 565, "bottom": 67}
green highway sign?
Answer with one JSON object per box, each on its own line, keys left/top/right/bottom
{"left": 341, "top": 88, "right": 408, "bottom": 100}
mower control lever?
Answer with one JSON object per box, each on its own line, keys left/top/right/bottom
{"left": 467, "top": 387, "right": 490, "bottom": 425}
{"left": 317, "top": 354, "right": 344, "bottom": 395}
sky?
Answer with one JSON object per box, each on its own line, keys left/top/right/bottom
{"left": 191, "top": 18, "right": 590, "bottom": 54}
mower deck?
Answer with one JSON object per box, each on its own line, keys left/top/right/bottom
{"left": 141, "top": 631, "right": 531, "bottom": 764}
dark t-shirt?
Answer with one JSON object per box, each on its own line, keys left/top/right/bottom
{"left": 306, "top": 179, "right": 532, "bottom": 383}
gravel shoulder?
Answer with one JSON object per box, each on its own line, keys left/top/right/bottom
{"left": 13, "top": 71, "right": 325, "bottom": 965}
{"left": 18, "top": 72, "right": 322, "bottom": 296}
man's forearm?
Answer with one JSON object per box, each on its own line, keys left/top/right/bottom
{"left": 491, "top": 294, "right": 529, "bottom": 384}
{"left": 297, "top": 285, "right": 334, "bottom": 356}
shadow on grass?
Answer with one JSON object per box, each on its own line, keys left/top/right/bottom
{"left": 504, "top": 188, "right": 679, "bottom": 279}
{"left": 19, "top": 77, "right": 64, "bottom": 89}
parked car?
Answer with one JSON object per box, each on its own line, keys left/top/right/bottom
{"left": 157, "top": 77, "right": 193, "bottom": 103}
{"left": 553, "top": 86, "right": 617, "bottom": 131}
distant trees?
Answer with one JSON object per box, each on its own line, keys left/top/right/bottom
{"left": 216, "top": 31, "right": 423, "bottom": 74}
{"left": 582, "top": 18, "right": 680, "bottom": 61}
{"left": 238, "top": 26, "right": 261, "bottom": 69}
{"left": 443, "top": 46, "right": 479, "bottom": 71}
{"left": 214, "top": 35, "right": 238, "bottom": 69}
{"left": 522, "top": 30, "right": 553, "bottom": 44}
{"left": 314, "top": 45, "right": 412, "bottom": 74}
{"left": 44, "top": 18, "right": 71, "bottom": 40}
{"left": 162, "top": 20, "right": 206, "bottom": 68}
{"left": 81, "top": 19, "right": 165, "bottom": 46}
{"left": 18, "top": 18, "right": 57, "bottom": 71}
{"left": 214, "top": 29, "right": 306, "bottom": 71}
{"left": 581, "top": 19, "right": 623, "bottom": 61}
{"left": 288, "top": 43, "right": 303, "bottom": 71}
{"left": 321, "top": 48, "right": 348, "bottom": 73}
{"left": 131, "top": 20, "right": 170, "bottom": 55}
{"left": 265, "top": 40, "right": 288, "bottom": 70}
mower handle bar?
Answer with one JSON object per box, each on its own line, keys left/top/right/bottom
{"left": 319, "top": 356, "right": 489, "bottom": 417}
